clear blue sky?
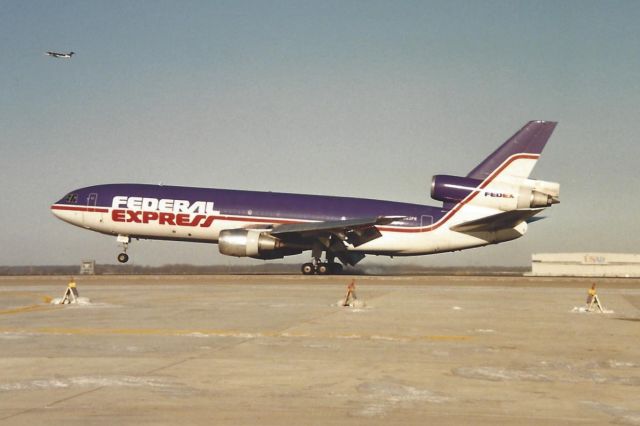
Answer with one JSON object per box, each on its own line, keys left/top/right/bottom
{"left": 1, "top": 0, "right": 639, "bottom": 267}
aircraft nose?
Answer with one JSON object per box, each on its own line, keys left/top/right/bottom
{"left": 51, "top": 193, "right": 81, "bottom": 224}
{"left": 50, "top": 201, "right": 66, "bottom": 220}
{"left": 51, "top": 203, "right": 62, "bottom": 218}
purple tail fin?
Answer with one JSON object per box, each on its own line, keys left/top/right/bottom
{"left": 466, "top": 121, "right": 558, "bottom": 180}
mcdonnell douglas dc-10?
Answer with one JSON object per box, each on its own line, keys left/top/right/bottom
{"left": 51, "top": 121, "right": 560, "bottom": 274}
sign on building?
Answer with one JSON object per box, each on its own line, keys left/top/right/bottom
{"left": 80, "top": 260, "right": 95, "bottom": 275}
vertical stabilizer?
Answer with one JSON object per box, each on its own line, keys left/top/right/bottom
{"left": 466, "top": 121, "right": 557, "bottom": 181}
{"left": 440, "top": 121, "right": 560, "bottom": 222}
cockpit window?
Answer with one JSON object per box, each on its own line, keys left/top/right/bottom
{"left": 64, "top": 193, "right": 78, "bottom": 203}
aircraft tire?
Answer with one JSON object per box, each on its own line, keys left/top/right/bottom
{"left": 301, "top": 263, "right": 315, "bottom": 275}
{"left": 316, "top": 263, "right": 329, "bottom": 275}
{"left": 117, "top": 253, "right": 129, "bottom": 263}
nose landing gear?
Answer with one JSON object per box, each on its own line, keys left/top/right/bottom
{"left": 116, "top": 235, "right": 130, "bottom": 263}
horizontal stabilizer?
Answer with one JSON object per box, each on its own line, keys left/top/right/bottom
{"left": 450, "top": 209, "right": 544, "bottom": 233}
{"left": 526, "top": 216, "right": 546, "bottom": 224}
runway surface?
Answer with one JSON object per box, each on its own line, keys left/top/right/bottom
{"left": 1, "top": 275, "right": 639, "bottom": 425}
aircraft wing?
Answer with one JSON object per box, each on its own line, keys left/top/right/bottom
{"left": 271, "top": 216, "right": 404, "bottom": 247}
{"left": 450, "top": 208, "right": 544, "bottom": 233}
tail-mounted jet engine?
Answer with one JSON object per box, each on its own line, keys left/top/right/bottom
{"left": 431, "top": 175, "right": 559, "bottom": 211}
{"left": 218, "top": 229, "right": 302, "bottom": 260}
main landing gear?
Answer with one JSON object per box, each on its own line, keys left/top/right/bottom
{"left": 301, "top": 257, "right": 344, "bottom": 275}
{"left": 116, "top": 235, "right": 130, "bottom": 263}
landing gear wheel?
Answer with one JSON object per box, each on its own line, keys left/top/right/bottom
{"left": 316, "top": 263, "right": 329, "bottom": 275}
{"left": 301, "top": 263, "right": 315, "bottom": 275}
{"left": 117, "top": 252, "right": 129, "bottom": 263}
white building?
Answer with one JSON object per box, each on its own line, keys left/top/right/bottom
{"left": 528, "top": 253, "right": 640, "bottom": 277}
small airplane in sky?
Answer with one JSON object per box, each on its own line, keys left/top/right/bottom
{"left": 51, "top": 121, "right": 560, "bottom": 274}
{"left": 45, "top": 51, "right": 75, "bottom": 59}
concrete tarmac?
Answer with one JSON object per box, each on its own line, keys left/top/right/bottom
{"left": 0, "top": 275, "right": 639, "bottom": 425}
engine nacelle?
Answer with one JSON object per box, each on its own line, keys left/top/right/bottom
{"left": 431, "top": 175, "right": 560, "bottom": 210}
{"left": 218, "top": 229, "right": 301, "bottom": 260}
{"left": 520, "top": 178, "right": 560, "bottom": 197}
{"left": 525, "top": 189, "right": 559, "bottom": 208}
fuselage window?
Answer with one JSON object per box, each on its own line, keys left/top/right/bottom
{"left": 65, "top": 193, "right": 78, "bottom": 203}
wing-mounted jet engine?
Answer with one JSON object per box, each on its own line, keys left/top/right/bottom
{"left": 218, "top": 229, "right": 303, "bottom": 259}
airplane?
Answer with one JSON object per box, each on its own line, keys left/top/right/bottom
{"left": 45, "top": 51, "right": 75, "bottom": 58}
{"left": 51, "top": 121, "right": 560, "bottom": 275}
